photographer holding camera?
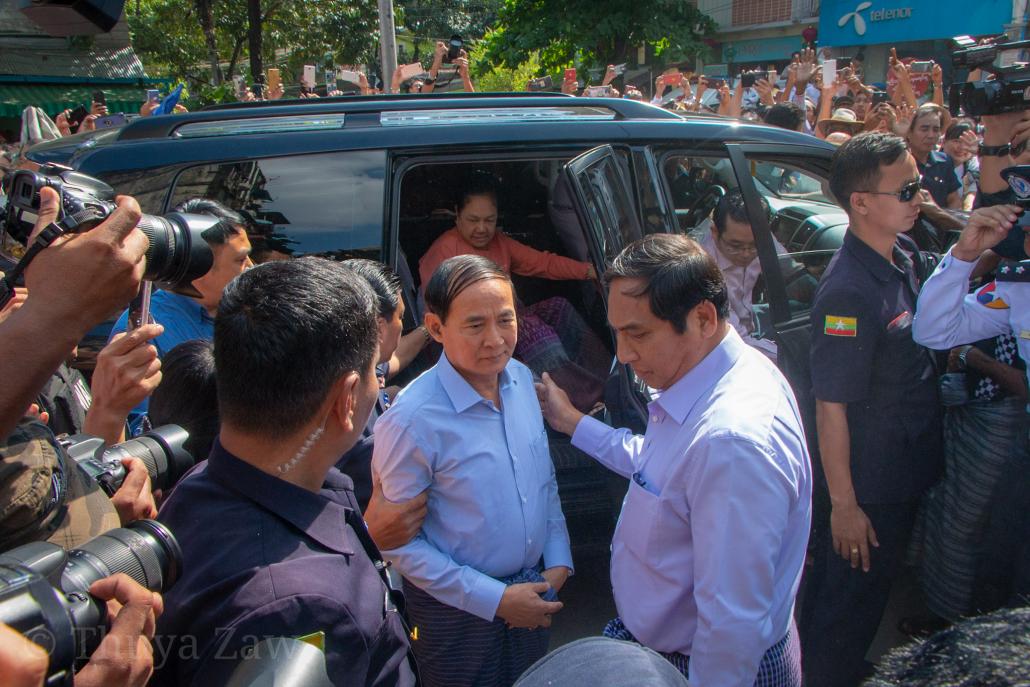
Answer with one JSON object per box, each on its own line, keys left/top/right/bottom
{"left": 0, "top": 187, "right": 147, "bottom": 440}
{"left": 0, "top": 182, "right": 179, "bottom": 686}
{"left": 0, "top": 573, "right": 162, "bottom": 687}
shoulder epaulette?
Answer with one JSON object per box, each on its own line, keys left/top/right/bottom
{"left": 998, "top": 262, "right": 1030, "bottom": 283}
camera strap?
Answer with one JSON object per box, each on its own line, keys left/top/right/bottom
{"left": 0, "top": 215, "right": 82, "bottom": 307}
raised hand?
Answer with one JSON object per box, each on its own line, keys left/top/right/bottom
{"left": 796, "top": 47, "right": 817, "bottom": 85}
{"left": 952, "top": 205, "right": 1023, "bottom": 261}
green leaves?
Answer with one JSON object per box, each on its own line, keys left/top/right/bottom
{"left": 479, "top": 0, "right": 715, "bottom": 72}
{"left": 128, "top": 0, "right": 382, "bottom": 87}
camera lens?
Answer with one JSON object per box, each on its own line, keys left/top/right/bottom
{"left": 61, "top": 520, "right": 183, "bottom": 595}
{"left": 102, "top": 424, "right": 194, "bottom": 492}
{"left": 136, "top": 213, "right": 215, "bottom": 295}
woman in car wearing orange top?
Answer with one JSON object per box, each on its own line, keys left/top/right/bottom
{"left": 419, "top": 173, "right": 608, "bottom": 412}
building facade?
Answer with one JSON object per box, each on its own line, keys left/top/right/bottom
{"left": 698, "top": 0, "right": 1023, "bottom": 84}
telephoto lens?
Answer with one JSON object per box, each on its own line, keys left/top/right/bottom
{"left": 101, "top": 424, "right": 195, "bottom": 492}
{"left": 63, "top": 424, "right": 195, "bottom": 496}
{"left": 0, "top": 520, "right": 182, "bottom": 685}
{"left": 136, "top": 212, "right": 215, "bottom": 297}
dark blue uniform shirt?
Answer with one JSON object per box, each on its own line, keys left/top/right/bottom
{"left": 336, "top": 362, "right": 391, "bottom": 511}
{"left": 153, "top": 441, "right": 416, "bottom": 687}
{"left": 917, "top": 150, "right": 961, "bottom": 208}
{"left": 810, "top": 231, "right": 942, "bottom": 504}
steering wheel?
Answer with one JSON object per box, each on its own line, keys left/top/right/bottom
{"left": 682, "top": 184, "right": 726, "bottom": 228}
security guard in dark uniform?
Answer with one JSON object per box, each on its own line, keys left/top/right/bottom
{"left": 153, "top": 258, "right": 416, "bottom": 687}
{"left": 799, "top": 133, "right": 943, "bottom": 687}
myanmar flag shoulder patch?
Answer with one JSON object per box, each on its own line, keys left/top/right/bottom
{"left": 824, "top": 315, "right": 858, "bottom": 337}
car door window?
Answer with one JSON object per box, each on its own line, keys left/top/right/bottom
{"left": 660, "top": 153, "right": 737, "bottom": 234}
{"left": 751, "top": 160, "right": 835, "bottom": 205}
{"left": 564, "top": 145, "right": 643, "bottom": 267}
{"left": 167, "top": 150, "right": 386, "bottom": 261}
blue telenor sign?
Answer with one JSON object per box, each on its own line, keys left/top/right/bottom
{"left": 818, "top": 0, "right": 1012, "bottom": 46}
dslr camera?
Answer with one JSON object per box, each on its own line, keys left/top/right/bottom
{"left": 950, "top": 35, "right": 1030, "bottom": 116}
{"left": 0, "top": 520, "right": 181, "bottom": 686}
{"left": 1, "top": 164, "right": 215, "bottom": 300}
{"left": 61, "top": 424, "right": 194, "bottom": 496}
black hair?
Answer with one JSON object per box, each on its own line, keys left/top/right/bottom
{"left": 173, "top": 198, "right": 246, "bottom": 246}
{"left": 341, "top": 259, "right": 402, "bottom": 320}
{"left": 215, "top": 257, "right": 378, "bottom": 438}
{"left": 945, "top": 121, "right": 973, "bottom": 141}
{"left": 713, "top": 189, "right": 770, "bottom": 235}
{"left": 604, "top": 234, "right": 729, "bottom": 333}
{"left": 829, "top": 132, "right": 908, "bottom": 214}
{"left": 866, "top": 606, "right": 1030, "bottom": 686}
{"left": 764, "top": 102, "right": 805, "bottom": 132}
{"left": 424, "top": 254, "right": 512, "bottom": 323}
{"left": 457, "top": 172, "right": 499, "bottom": 213}
{"left": 148, "top": 339, "right": 219, "bottom": 462}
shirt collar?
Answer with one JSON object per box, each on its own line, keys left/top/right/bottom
{"left": 843, "top": 231, "right": 908, "bottom": 284}
{"left": 653, "top": 328, "right": 746, "bottom": 425}
{"left": 435, "top": 352, "right": 515, "bottom": 414}
{"left": 206, "top": 440, "right": 355, "bottom": 555}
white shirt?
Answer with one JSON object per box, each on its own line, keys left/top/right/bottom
{"left": 697, "top": 229, "right": 784, "bottom": 360}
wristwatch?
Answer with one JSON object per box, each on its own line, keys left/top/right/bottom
{"left": 957, "top": 344, "right": 974, "bottom": 369}
{"left": 979, "top": 142, "right": 1011, "bottom": 157}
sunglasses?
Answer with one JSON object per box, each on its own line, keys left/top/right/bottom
{"left": 862, "top": 180, "right": 922, "bottom": 203}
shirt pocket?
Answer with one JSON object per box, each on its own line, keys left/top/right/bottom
{"left": 616, "top": 477, "right": 670, "bottom": 567}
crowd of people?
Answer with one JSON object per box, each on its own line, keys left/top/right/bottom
{"left": 2, "top": 32, "right": 1030, "bottom": 687}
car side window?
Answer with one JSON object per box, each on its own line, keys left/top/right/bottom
{"left": 167, "top": 151, "right": 387, "bottom": 260}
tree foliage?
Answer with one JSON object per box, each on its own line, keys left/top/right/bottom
{"left": 396, "top": 0, "right": 502, "bottom": 61}
{"left": 468, "top": 45, "right": 541, "bottom": 93}
{"left": 479, "top": 0, "right": 717, "bottom": 72}
{"left": 128, "top": 0, "right": 381, "bottom": 88}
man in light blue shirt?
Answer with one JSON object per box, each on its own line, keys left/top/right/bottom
{"left": 537, "top": 234, "right": 811, "bottom": 687}
{"left": 373, "top": 255, "right": 571, "bottom": 687}
{"left": 109, "top": 198, "right": 252, "bottom": 434}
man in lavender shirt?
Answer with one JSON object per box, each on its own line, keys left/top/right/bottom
{"left": 536, "top": 234, "right": 812, "bottom": 687}
{"left": 695, "top": 190, "right": 787, "bottom": 361}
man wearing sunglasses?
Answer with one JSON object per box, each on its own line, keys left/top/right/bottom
{"left": 799, "top": 132, "right": 944, "bottom": 687}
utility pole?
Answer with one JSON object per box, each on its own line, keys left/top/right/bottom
{"left": 378, "top": 0, "right": 399, "bottom": 92}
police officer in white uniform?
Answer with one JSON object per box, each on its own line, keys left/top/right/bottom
{"left": 912, "top": 203, "right": 1029, "bottom": 388}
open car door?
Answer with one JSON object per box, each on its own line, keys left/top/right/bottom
{"left": 563, "top": 144, "right": 649, "bottom": 433}
{"left": 725, "top": 142, "right": 836, "bottom": 443}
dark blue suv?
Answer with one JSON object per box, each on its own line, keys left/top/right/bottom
{"left": 21, "top": 93, "right": 844, "bottom": 551}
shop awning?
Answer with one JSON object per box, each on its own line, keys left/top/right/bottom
{"left": 0, "top": 82, "right": 152, "bottom": 119}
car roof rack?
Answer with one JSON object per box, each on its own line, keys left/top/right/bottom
{"left": 116, "top": 95, "right": 681, "bottom": 140}
{"left": 201, "top": 90, "right": 574, "bottom": 112}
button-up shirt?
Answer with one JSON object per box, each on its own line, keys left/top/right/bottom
{"left": 697, "top": 229, "right": 785, "bottom": 360}
{"left": 811, "top": 231, "right": 941, "bottom": 504}
{"left": 572, "top": 329, "right": 811, "bottom": 687}
{"left": 154, "top": 442, "right": 415, "bottom": 687}
{"left": 372, "top": 353, "right": 573, "bottom": 622}
{"left": 917, "top": 150, "right": 961, "bottom": 207}
{"left": 914, "top": 249, "right": 1030, "bottom": 399}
